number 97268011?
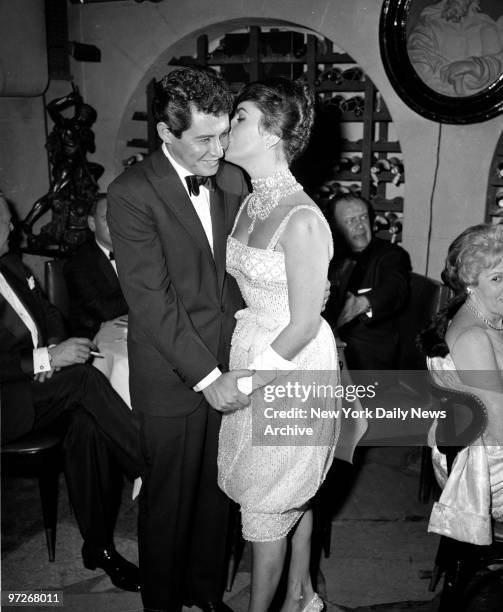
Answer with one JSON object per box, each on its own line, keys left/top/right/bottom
{"left": 2, "top": 591, "right": 63, "bottom": 606}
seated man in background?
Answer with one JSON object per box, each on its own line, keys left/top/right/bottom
{"left": 0, "top": 194, "right": 140, "bottom": 591}
{"left": 64, "top": 193, "right": 127, "bottom": 338}
{"left": 324, "top": 194, "right": 411, "bottom": 370}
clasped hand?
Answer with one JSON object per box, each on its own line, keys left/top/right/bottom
{"left": 202, "top": 370, "right": 254, "bottom": 412}
{"left": 34, "top": 338, "right": 97, "bottom": 382}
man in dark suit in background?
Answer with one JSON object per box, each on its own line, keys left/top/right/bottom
{"left": 325, "top": 194, "right": 411, "bottom": 370}
{"left": 107, "top": 67, "right": 251, "bottom": 612}
{"left": 64, "top": 194, "right": 128, "bottom": 338}
{"left": 0, "top": 194, "right": 141, "bottom": 591}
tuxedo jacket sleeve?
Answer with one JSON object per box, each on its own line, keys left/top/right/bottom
{"left": 1, "top": 254, "right": 67, "bottom": 442}
{"left": 0, "top": 254, "right": 66, "bottom": 383}
{"left": 64, "top": 241, "right": 128, "bottom": 338}
{"left": 107, "top": 153, "right": 247, "bottom": 396}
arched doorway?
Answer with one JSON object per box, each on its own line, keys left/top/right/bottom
{"left": 116, "top": 21, "right": 405, "bottom": 242}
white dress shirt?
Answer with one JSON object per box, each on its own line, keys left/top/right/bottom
{"left": 161, "top": 144, "right": 221, "bottom": 392}
{"left": 0, "top": 271, "right": 52, "bottom": 373}
{"left": 162, "top": 143, "right": 214, "bottom": 254}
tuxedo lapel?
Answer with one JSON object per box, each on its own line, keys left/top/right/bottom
{"left": 210, "top": 188, "right": 227, "bottom": 293}
{"left": 150, "top": 150, "right": 216, "bottom": 266}
{"left": 0, "top": 291, "right": 33, "bottom": 344}
{"left": 348, "top": 241, "right": 376, "bottom": 293}
{"left": 339, "top": 258, "right": 357, "bottom": 294}
{"left": 0, "top": 260, "right": 42, "bottom": 344}
{"left": 329, "top": 258, "right": 356, "bottom": 321}
{"left": 93, "top": 242, "right": 120, "bottom": 288}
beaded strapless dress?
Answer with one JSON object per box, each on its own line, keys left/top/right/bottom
{"left": 217, "top": 204, "right": 340, "bottom": 542}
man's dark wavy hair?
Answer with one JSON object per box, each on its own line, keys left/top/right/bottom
{"left": 152, "top": 66, "right": 234, "bottom": 138}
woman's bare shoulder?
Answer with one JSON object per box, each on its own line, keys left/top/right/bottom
{"left": 449, "top": 324, "right": 492, "bottom": 349}
{"left": 281, "top": 199, "right": 328, "bottom": 235}
{"left": 448, "top": 324, "right": 497, "bottom": 369}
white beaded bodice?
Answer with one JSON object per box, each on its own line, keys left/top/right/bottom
{"left": 226, "top": 203, "right": 332, "bottom": 328}
{"left": 227, "top": 236, "right": 289, "bottom": 323}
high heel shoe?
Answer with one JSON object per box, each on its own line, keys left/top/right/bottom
{"left": 301, "top": 593, "right": 325, "bottom": 612}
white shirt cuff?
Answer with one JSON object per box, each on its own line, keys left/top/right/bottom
{"left": 33, "top": 347, "right": 51, "bottom": 373}
{"left": 193, "top": 367, "right": 222, "bottom": 392}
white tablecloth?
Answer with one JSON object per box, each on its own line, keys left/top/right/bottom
{"left": 93, "top": 316, "right": 130, "bottom": 407}
{"left": 93, "top": 316, "right": 141, "bottom": 498}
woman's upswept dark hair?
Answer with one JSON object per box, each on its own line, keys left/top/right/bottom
{"left": 235, "top": 78, "right": 315, "bottom": 163}
{"left": 152, "top": 66, "right": 234, "bottom": 138}
{"left": 418, "top": 223, "right": 503, "bottom": 357}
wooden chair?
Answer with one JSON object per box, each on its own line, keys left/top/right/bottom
{"left": 396, "top": 272, "right": 452, "bottom": 503}
{"left": 427, "top": 380, "right": 503, "bottom": 611}
{"left": 397, "top": 272, "right": 451, "bottom": 372}
{"left": 1, "top": 260, "right": 69, "bottom": 562}
{"left": 1, "top": 431, "right": 63, "bottom": 561}
{"left": 45, "top": 259, "right": 70, "bottom": 319}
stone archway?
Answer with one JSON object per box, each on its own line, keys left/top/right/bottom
{"left": 113, "top": 19, "right": 406, "bottom": 244}
{"left": 113, "top": 18, "right": 317, "bottom": 176}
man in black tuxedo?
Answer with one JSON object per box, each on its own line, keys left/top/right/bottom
{"left": 64, "top": 194, "right": 128, "bottom": 338}
{"left": 107, "top": 67, "right": 251, "bottom": 612}
{"left": 325, "top": 194, "right": 411, "bottom": 370}
{"left": 0, "top": 195, "right": 141, "bottom": 591}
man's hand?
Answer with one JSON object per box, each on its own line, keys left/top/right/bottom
{"left": 336, "top": 292, "right": 370, "bottom": 328}
{"left": 48, "top": 338, "right": 96, "bottom": 369}
{"left": 202, "top": 370, "right": 254, "bottom": 412}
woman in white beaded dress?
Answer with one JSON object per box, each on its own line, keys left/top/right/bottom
{"left": 419, "top": 223, "right": 503, "bottom": 545}
{"left": 218, "top": 78, "right": 342, "bottom": 612}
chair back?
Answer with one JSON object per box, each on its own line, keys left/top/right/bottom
{"left": 45, "top": 259, "right": 70, "bottom": 319}
{"left": 398, "top": 272, "right": 451, "bottom": 371}
{"left": 1, "top": 430, "right": 63, "bottom": 562}
{"left": 429, "top": 380, "right": 488, "bottom": 468}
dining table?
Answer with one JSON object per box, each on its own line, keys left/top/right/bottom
{"left": 93, "top": 315, "right": 130, "bottom": 407}
{"left": 93, "top": 315, "right": 142, "bottom": 497}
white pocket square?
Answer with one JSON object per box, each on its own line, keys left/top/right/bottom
{"left": 27, "top": 276, "right": 35, "bottom": 290}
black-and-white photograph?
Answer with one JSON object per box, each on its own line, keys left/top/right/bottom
{"left": 1, "top": 1, "right": 503, "bottom": 611}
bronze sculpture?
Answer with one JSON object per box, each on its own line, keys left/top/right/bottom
{"left": 23, "top": 84, "right": 104, "bottom": 253}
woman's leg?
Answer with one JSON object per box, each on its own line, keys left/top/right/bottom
{"left": 249, "top": 538, "right": 288, "bottom": 612}
{"left": 280, "top": 510, "right": 315, "bottom": 612}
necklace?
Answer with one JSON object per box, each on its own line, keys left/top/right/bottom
{"left": 465, "top": 298, "right": 503, "bottom": 331}
{"left": 247, "top": 168, "right": 302, "bottom": 234}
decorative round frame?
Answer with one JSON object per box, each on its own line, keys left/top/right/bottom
{"left": 379, "top": 0, "right": 503, "bottom": 124}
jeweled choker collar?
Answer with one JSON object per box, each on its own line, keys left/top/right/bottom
{"left": 247, "top": 168, "right": 302, "bottom": 234}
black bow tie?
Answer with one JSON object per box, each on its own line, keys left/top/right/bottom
{"left": 185, "top": 175, "right": 215, "bottom": 197}
{"left": 108, "top": 251, "right": 115, "bottom": 261}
